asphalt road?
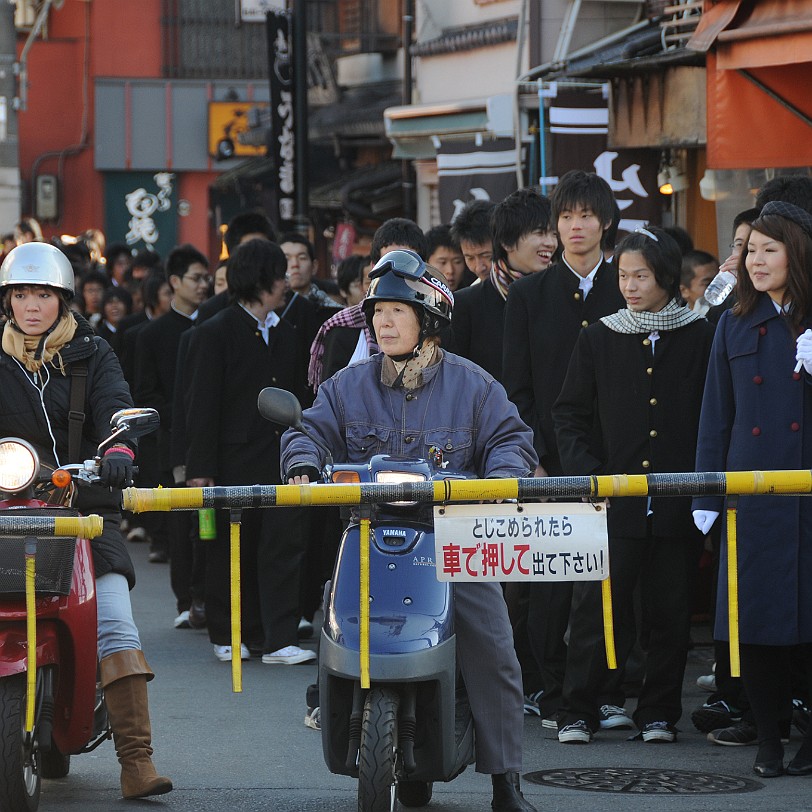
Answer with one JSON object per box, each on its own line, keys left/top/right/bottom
{"left": 39, "top": 540, "right": 812, "bottom": 812}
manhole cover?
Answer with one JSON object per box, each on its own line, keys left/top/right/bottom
{"left": 524, "top": 767, "right": 763, "bottom": 794}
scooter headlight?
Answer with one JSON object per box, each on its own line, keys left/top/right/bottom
{"left": 375, "top": 471, "right": 426, "bottom": 506}
{"left": 0, "top": 438, "right": 40, "bottom": 493}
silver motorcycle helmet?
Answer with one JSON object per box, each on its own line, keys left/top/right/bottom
{"left": 0, "top": 242, "right": 75, "bottom": 299}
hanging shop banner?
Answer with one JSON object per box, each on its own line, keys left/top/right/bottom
{"left": 104, "top": 171, "right": 177, "bottom": 257}
{"left": 546, "top": 87, "right": 659, "bottom": 234}
{"left": 438, "top": 138, "right": 519, "bottom": 224}
{"left": 266, "top": 10, "right": 295, "bottom": 230}
{"left": 434, "top": 502, "right": 609, "bottom": 583}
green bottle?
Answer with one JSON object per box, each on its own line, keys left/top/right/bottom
{"left": 198, "top": 508, "right": 217, "bottom": 540}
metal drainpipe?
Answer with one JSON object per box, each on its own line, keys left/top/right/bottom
{"left": 14, "top": 0, "right": 56, "bottom": 112}
{"left": 402, "top": 0, "right": 414, "bottom": 221}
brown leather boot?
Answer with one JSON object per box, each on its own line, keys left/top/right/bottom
{"left": 100, "top": 650, "right": 173, "bottom": 799}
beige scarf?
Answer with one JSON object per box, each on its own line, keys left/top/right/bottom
{"left": 382, "top": 340, "right": 440, "bottom": 390}
{"left": 2, "top": 313, "right": 78, "bottom": 374}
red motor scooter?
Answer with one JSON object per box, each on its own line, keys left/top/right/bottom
{"left": 0, "top": 407, "right": 159, "bottom": 812}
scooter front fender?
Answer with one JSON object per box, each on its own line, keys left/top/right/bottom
{"left": 0, "top": 623, "right": 59, "bottom": 676}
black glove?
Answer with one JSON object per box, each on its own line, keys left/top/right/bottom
{"left": 286, "top": 463, "right": 320, "bottom": 483}
{"left": 99, "top": 449, "right": 135, "bottom": 489}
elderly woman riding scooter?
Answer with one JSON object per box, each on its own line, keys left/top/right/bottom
{"left": 0, "top": 243, "right": 172, "bottom": 799}
{"left": 282, "top": 249, "right": 539, "bottom": 812}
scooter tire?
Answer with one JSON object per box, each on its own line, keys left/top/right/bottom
{"left": 0, "top": 674, "right": 42, "bottom": 811}
{"left": 358, "top": 687, "right": 399, "bottom": 812}
{"left": 398, "top": 780, "right": 433, "bottom": 807}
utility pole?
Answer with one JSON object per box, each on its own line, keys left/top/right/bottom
{"left": 0, "top": 0, "right": 21, "bottom": 231}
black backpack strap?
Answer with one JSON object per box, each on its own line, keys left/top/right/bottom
{"left": 68, "top": 360, "right": 89, "bottom": 463}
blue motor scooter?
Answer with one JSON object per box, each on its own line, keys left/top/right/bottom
{"left": 259, "top": 388, "right": 474, "bottom": 812}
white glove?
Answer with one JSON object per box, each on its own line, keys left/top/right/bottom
{"left": 693, "top": 510, "right": 720, "bottom": 535}
{"left": 796, "top": 329, "right": 812, "bottom": 375}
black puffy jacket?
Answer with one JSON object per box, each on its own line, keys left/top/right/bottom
{"left": 0, "top": 314, "right": 136, "bottom": 587}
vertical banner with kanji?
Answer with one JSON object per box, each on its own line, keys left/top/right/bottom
{"left": 266, "top": 11, "right": 295, "bottom": 230}
{"left": 438, "top": 139, "right": 519, "bottom": 224}
{"left": 546, "top": 87, "right": 659, "bottom": 234}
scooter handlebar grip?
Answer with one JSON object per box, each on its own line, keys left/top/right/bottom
{"left": 122, "top": 487, "right": 205, "bottom": 513}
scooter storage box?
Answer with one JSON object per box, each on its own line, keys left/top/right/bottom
{"left": 0, "top": 508, "right": 79, "bottom": 596}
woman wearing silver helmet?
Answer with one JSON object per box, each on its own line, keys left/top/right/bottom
{"left": 281, "top": 249, "right": 539, "bottom": 811}
{"left": 0, "top": 242, "right": 172, "bottom": 799}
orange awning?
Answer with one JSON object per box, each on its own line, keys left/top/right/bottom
{"left": 689, "top": 0, "right": 812, "bottom": 69}
{"left": 691, "top": 1, "right": 812, "bottom": 170}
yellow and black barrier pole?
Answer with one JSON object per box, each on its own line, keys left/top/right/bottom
{"left": 230, "top": 509, "right": 243, "bottom": 693}
{"left": 123, "top": 469, "right": 812, "bottom": 682}
{"left": 24, "top": 537, "right": 37, "bottom": 737}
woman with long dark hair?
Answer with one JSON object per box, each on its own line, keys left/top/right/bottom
{"left": 693, "top": 201, "right": 812, "bottom": 777}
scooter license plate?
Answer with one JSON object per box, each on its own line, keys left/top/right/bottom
{"left": 433, "top": 502, "right": 608, "bottom": 582}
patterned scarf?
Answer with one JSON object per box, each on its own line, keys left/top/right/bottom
{"left": 490, "top": 258, "right": 530, "bottom": 301}
{"left": 307, "top": 302, "right": 378, "bottom": 390}
{"left": 383, "top": 339, "right": 439, "bottom": 390}
{"left": 2, "top": 312, "right": 78, "bottom": 373}
{"left": 600, "top": 299, "right": 703, "bottom": 334}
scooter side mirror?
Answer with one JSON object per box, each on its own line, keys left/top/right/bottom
{"left": 257, "top": 387, "right": 304, "bottom": 430}
{"left": 109, "top": 408, "right": 161, "bottom": 440}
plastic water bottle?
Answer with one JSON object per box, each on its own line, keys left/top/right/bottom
{"left": 702, "top": 269, "right": 737, "bottom": 306}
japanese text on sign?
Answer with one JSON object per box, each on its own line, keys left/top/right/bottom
{"left": 433, "top": 502, "right": 608, "bottom": 582}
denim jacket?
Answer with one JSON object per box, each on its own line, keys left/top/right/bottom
{"left": 280, "top": 350, "right": 537, "bottom": 479}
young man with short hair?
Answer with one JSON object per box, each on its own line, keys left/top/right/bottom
{"left": 183, "top": 239, "right": 313, "bottom": 665}
{"left": 451, "top": 188, "right": 554, "bottom": 382}
{"left": 425, "top": 224, "right": 472, "bottom": 292}
{"left": 502, "top": 171, "right": 626, "bottom": 729}
{"left": 279, "top": 232, "right": 342, "bottom": 310}
{"left": 134, "top": 244, "right": 211, "bottom": 622}
{"left": 450, "top": 200, "right": 494, "bottom": 281}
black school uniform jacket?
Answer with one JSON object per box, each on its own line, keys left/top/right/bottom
{"left": 552, "top": 319, "right": 714, "bottom": 537}
{"left": 502, "top": 260, "right": 625, "bottom": 473}
{"left": 448, "top": 278, "right": 506, "bottom": 382}
{"left": 183, "top": 304, "right": 308, "bottom": 485}
{"left": 133, "top": 308, "right": 195, "bottom": 470}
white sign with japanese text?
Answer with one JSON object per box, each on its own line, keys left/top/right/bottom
{"left": 434, "top": 502, "right": 608, "bottom": 582}
{"left": 240, "top": 0, "right": 285, "bottom": 22}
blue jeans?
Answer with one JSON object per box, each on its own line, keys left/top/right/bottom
{"left": 96, "top": 572, "right": 141, "bottom": 659}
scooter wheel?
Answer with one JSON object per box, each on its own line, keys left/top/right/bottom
{"left": 358, "top": 687, "right": 399, "bottom": 812}
{"left": 0, "top": 674, "right": 42, "bottom": 811}
{"left": 398, "top": 780, "right": 433, "bottom": 807}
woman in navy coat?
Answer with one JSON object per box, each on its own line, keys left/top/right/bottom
{"left": 693, "top": 201, "right": 812, "bottom": 778}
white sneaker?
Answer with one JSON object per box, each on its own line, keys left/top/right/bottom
{"left": 213, "top": 643, "right": 250, "bottom": 662}
{"left": 696, "top": 674, "right": 717, "bottom": 692}
{"left": 261, "top": 645, "right": 316, "bottom": 665}
{"left": 174, "top": 610, "right": 191, "bottom": 629}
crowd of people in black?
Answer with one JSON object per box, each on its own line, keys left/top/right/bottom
{"left": 3, "top": 169, "right": 812, "bottom": 792}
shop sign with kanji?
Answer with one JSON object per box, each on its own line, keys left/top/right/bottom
{"left": 433, "top": 502, "right": 608, "bottom": 582}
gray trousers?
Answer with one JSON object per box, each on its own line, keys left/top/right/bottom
{"left": 454, "top": 581, "right": 524, "bottom": 773}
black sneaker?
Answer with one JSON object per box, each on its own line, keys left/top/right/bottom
{"left": 691, "top": 699, "right": 742, "bottom": 733}
{"left": 640, "top": 721, "right": 677, "bottom": 743}
{"left": 558, "top": 720, "right": 593, "bottom": 744}
{"left": 599, "top": 704, "right": 634, "bottom": 730}
{"left": 707, "top": 721, "right": 758, "bottom": 746}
